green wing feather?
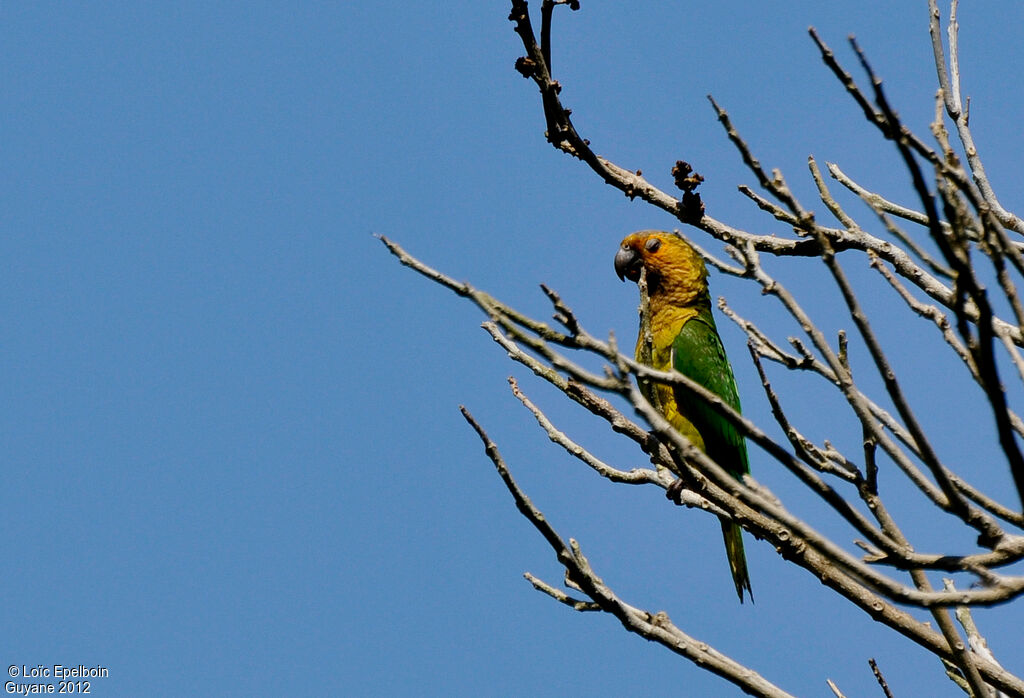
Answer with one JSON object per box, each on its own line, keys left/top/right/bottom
{"left": 671, "top": 308, "right": 749, "bottom": 478}
{"left": 671, "top": 308, "right": 753, "bottom": 602}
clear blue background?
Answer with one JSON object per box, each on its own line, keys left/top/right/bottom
{"left": 4, "top": 2, "right": 1024, "bottom": 696}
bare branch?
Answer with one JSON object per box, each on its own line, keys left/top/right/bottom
{"left": 387, "top": 231, "right": 1024, "bottom": 692}
{"left": 929, "top": 0, "right": 1024, "bottom": 234}
{"left": 523, "top": 572, "right": 601, "bottom": 612}
{"left": 459, "top": 403, "right": 798, "bottom": 698}
{"left": 827, "top": 678, "right": 849, "bottom": 698}
{"left": 827, "top": 161, "right": 956, "bottom": 278}
{"left": 849, "top": 36, "right": 1024, "bottom": 511}
{"left": 388, "top": 4, "right": 1024, "bottom": 694}
{"left": 869, "top": 658, "right": 896, "bottom": 698}
{"left": 508, "top": 375, "right": 671, "bottom": 488}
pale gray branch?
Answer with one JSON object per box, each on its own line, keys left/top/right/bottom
{"left": 460, "top": 404, "right": 796, "bottom": 698}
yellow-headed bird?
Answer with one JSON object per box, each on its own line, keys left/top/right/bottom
{"left": 615, "top": 230, "right": 752, "bottom": 602}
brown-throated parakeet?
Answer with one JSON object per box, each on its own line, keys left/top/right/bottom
{"left": 615, "top": 230, "right": 753, "bottom": 602}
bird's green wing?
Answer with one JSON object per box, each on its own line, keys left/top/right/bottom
{"left": 673, "top": 308, "right": 754, "bottom": 602}
{"left": 671, "top": 308, "right": 749, "bottom": 479}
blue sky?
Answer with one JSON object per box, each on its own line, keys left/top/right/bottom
{"left": 4, "top": 2, "right": 1024, "bottom": 696}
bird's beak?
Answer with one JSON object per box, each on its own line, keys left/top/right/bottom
{"left": 614, "top": 245, "right": 641, "bottom": 282}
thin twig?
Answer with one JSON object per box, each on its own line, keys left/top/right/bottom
{"left": 827, "top": 678, "right": 848, "bottom": 698}
{"left": 523, "top": 572, "right": 601, "bottom": 611}
{"left": 929, "top": 0, "right": 1024, "bottom": 233}
{"left": 869, "top": 658, "right": 895, "bottom": 698}
{"left": 459, "top": 404, "right": 798, "bottom": 698}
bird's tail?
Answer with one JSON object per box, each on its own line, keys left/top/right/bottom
{"left": 720, "top": 519, "right": 753, "bottom": 603}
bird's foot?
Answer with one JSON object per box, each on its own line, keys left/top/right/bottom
{"left": 666, "top": 479, "right": 685, "bottom": 505}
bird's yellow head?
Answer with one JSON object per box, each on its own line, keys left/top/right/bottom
{"left": 614, "top": 231, "right": 709, "bottom": 307}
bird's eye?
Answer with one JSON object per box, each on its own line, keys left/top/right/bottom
{"left": 645, "top": 238, "right": 661, "bottom": 253}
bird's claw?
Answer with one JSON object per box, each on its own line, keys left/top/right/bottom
{"left": 666, "top": 479, "right": 685, "bottom": 505}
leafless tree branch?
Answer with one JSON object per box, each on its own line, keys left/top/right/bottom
{"left": 383, "top": 2, "right": 1024, "bottom": 694}
{"left": 459, "top": 404, "right": 798, "bottom": 698}
{"left": 869, "top": 658, "right": 896, "bottom": 698}
{"left": 383, "top": 231, "right": 1024, "bottom": 695}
